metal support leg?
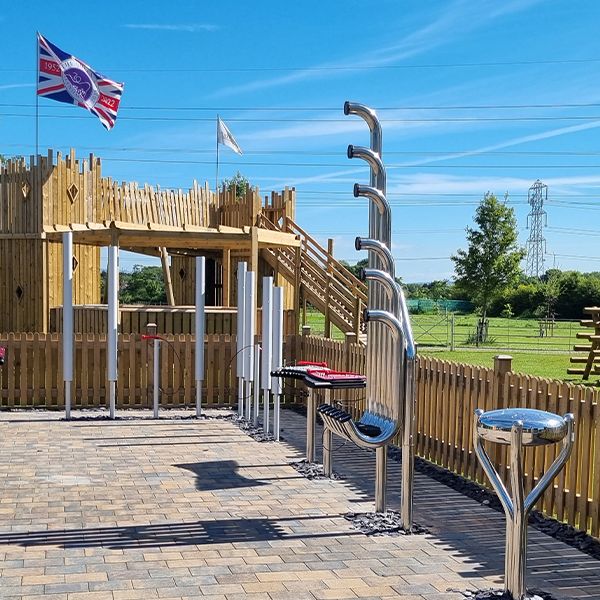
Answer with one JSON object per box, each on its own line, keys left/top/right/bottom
{"left": 274, "top": 393, "right": 281, "bottom": 441}
{"left": 109, "top": 381, "right": 116, "bottom": 420}
{"left": 322, "top": 389, "right": 333, "bottom": 477}
{"left": 253, "top": 344, "right": 260, "bottom": 426}
{"left": 306, "top": 389, "right": 316, "bottom": 463}
{"left": 375, "top": 445, "right": 387, "bottom": 513}
{"left": 237, "top": 377, "right": 244, "bottom": 418}
{"left": 263, "top": 390, "right": 270, "bottom": 435}
{"left": 244, "top": 380, "right": 251, "bottom": 421}
{"left": 401, "top": 361, "right": 415, "bottom": 531}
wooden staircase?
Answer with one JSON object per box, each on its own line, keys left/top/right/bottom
{"left": 258, "top": 214, "right": 367, "bottom": 336}
{"left": 568, "top": 306, "right": 600, "bottom": 379}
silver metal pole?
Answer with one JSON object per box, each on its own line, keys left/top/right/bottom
{"left": 322, "top": 389, "right": 333, "bottom": 476}
{"left": 195, "top": 256, "right": 206, "bottom": 417}
{"left": 253, "top": 343, "right": 260, "bottom": 426}
{"left": 244, "top": 270, "right": 256, "bottom": 421}
{"left": 236, "top": 262, "right": 247, "bottom": 417}
{"left": 306, "top": 389, "right": 316, "bottom": 463}
{"left": 107, "top": 244, "right": 119, "bottom": 420}
{"left": 375, "top": 446, "right": 387, "bottom": 513}
{"left": 153, "top": 338, "right": 160, "bottom": 419}
{"left": 62, "top": 232, "right": 73, "bottom": 420}
{"left": 261, "top": 277, "right": 273, "bottom": 433}
{"left": 271, "top": 287, "right": 284, "bottom": 441}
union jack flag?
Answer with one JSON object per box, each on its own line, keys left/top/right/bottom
{"left": 37, "top": 33, "right": 124, "bottom": 130}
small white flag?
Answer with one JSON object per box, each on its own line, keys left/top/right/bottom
{"left": 217, "top": 117, "right": 242, "bottom": 155}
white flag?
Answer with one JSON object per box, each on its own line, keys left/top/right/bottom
{"left": 217, "top": 117, "right": 242, "bottom": 155}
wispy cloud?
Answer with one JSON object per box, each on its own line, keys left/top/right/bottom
{"left": 212, "top": 0, "right": 543, "bottom": 98}
{"left": 0, "top": 83, "right": 35, "bottom": 91}
{"left": 398, "top": 119, "right": 600, "bottom": 168}
{"left": 123, "top": 23, "right": 218, "bottom": 33}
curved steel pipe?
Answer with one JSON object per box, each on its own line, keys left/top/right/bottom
{"left": 343, "top": 101, "right": 382, "bottom": 157}
{"left": 360, "top": 268, "right": 401, "bottom": 316}
{"left": 355, "top": 237, "right": 394, "bottom": 277}
{"left": 347, "top": 145, "right": 386, "bottom": 192}
{"left": 353, "top": 184, "right": 391, "bottom": 248}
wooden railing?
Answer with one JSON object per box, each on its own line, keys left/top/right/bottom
{"left": 297, "top": 334, "right": 600, "bottom": 538}
{"left": 258, "top": 214, "right": 367, "bottom": 336}
{"left": 49, "top": 305, "right": 296, "bottom": 336}
{"left": 1, "top": 329, "right": 599, "bottom": 537}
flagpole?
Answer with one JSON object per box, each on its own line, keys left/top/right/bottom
{"left": 215, "top": 115, "right": 220, "bottom": 196}
{"left": 35, "top": 32, "right": 39, "bottom": 157}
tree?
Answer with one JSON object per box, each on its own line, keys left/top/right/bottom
{"left": 119, "top": 266, "right": 167, "bottom": 304}
{"left": 222, "top": 171, "right": 250, "bottom": 199}
{"left": 452, "top": 193, "right": 525, "bottom": 342}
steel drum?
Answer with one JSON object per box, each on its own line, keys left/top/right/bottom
{"left": 477, "top": 408, "right": 569, "bottom": 446}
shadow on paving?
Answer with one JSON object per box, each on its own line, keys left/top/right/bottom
{"left": 0, "top": 516, "right": 360, "bottom": 551}
{"left": 175, "top": 460, "right": 268, "bottom": 491}
{"left": 277, "top": 408, "right": 600, "bottom": 597}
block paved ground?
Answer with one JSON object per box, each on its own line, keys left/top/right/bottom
{"left": 0, "top": 407, "right": 597, "bottom": 600}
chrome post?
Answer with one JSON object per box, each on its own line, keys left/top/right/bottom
{"left": 306, "top": 389, "right": 316, "bottom": 463}
{"left": 375, "top": 445, "right": 387, "bottom": 513}
{"left": 474, "top": 409, "right": 575, "bottom": 600}
{"left": 322, "top": 389, "right": 333, "bottom": 477}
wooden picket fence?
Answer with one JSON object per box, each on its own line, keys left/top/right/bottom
{"left": 1, "top": 329, "right": 600, "bottom": 537}
{"left": 0, "top": 332, "right": 238, "bottom": 409}
{"left": 298, "top": 334, "right": 600, "bottom": 538}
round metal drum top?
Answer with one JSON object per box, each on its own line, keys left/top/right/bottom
{"left": 477, "top": 408, "right": 568, "bottom": 446}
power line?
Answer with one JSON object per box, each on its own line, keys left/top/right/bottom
{"left": 9, "top": 101, "right": 600, "bottom": 111}
{"left": 10, "top": 111, "right": 600, "bottom": 123}
{"left": 6, "top": 56, "right": 600, "bottom": 73}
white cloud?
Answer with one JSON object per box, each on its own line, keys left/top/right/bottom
{"left": 0, "top": 83, "right": 35, "bottom": 91}
{"left": 123, "top": 23, "right": 218, "bottom": 33}
{"left": 212, "top": 0, "right": 543, "bottom": 98}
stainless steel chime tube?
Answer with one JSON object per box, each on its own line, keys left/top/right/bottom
{"left": 474, "top": 408, "right": 575, "bottom": 600}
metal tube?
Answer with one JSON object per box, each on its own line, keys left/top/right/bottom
{"left": 153, "top": 338, "right": 160, "bottom": 419}
{"left": 253, "top": 343, "right": 260, "bottom": 426}
{"left": 62, "top": 232, "right": 73, "bottom": 420}
{"left": 244, "top": 271, "right": 256, "bottom": 421}
{"left": 375, "top": 446, "right": 387, "bottom": 513}
{"left": 306, "top": 389, "right": 316, "bottom": 463}
{"left": 271, "top": 287, "right": 284, "bottom": 440}
{"left": 509, "top": 421, "right": 526, "bottom": 599}
{"left": 322, "top": 389, "right": 333, "bottom": 477}
{"left": 107, "top": 244, "right": 119, "bottom": 419}
{"left": 195, "top": 257, "right": 206, "bottom": 417}
{"left": 236, "top": 262, "right": 247, "bottom": 417}
{"left": 353, "top": 185, "right": 391, "bottom": 248}
{"left": 261, "top": 277, "right": 273, "bottom": 432}
{"left": 347, "top": 146, "right": 386, "bottom": 192}
{"left": 401, "top": 357, "right": 416, "bottom": 530}
{"left": 355, "top": 237, "right": 394, "bottom": 278}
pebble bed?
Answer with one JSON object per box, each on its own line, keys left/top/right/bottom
{"left": 344, "top": 510, "right": 428, "bottom": 536}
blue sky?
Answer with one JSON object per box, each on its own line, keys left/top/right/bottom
{"left": 2, "top": 0, "right": 600, "bottom": 281}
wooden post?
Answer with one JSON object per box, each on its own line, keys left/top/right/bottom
{"left": 493, "top": 354, "right": 513, "bottom": 409}
{"left": 324, "top": 238, "right": 334, "bottom": 339}
{"left": 249, "top": 226, "right": 259, "bottom": 274}
{"left": 160, "top": 247, "right": 175, "bottom": 306}
{"left": 294, "top": 246, "right": 302, "bottom": 335}
{"left": 222, "top": 248, "right": 231, "bottom": 307}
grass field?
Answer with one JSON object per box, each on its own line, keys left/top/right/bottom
{"left": 303, "top": 308, "right": 600, "bottom": 384}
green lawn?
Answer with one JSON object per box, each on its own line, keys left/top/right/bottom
{"left": 302, "top": 308, "right": 599, "bottom": 384}
{"left": 420, "top": 348, "right": 599, "bottom": 384}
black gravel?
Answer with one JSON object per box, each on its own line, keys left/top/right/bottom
{"left": 386, "top": 446, "right": 600, "bottom": 562}
{"left": 289, "top": 459, "right": 344, "bottom": 480}
{"left": 451, "top": 589, "right": 555, "bottom": 600}
{"left": 344, "top": 510, "right": 428, "bottom": 536}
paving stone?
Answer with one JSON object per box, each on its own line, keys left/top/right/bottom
{"left": 0, "top": 408, "right": 597, "bottom": 600}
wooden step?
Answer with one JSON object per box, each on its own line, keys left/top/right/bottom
{"left": 570, "top": 357, "right": 591, "bottom": 363}
{"left": 567, "top": 368, "right": 587, "bottom": 375}
{"left": 573, "top": 345, "right": 592, "bottom": 352}
{"left": 579, "top": 319, "right": 595, "bottom": 327}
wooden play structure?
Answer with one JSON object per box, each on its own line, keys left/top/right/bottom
{"left": 568, "top": 306, "right": 600, "bottom": 379}
{"left": 0, "top": 150, "right": 366, "bottom": 336}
